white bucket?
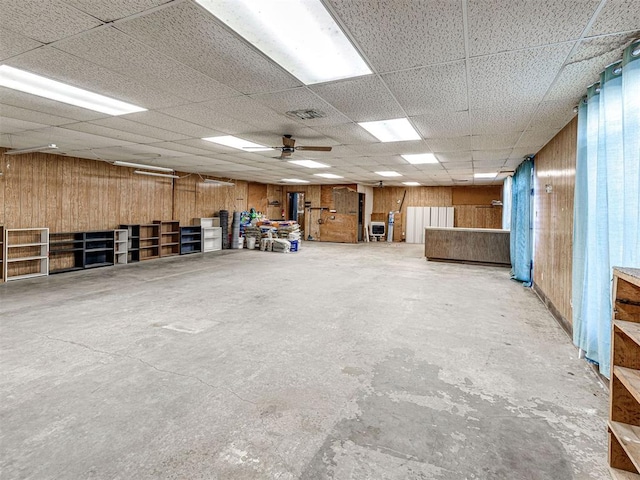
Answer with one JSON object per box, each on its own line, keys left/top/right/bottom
{"left": 247, "top": 237, "right": 256, "bottom": 249}
{"left": 237, "top": 237, "right": 244, "bottom": 249}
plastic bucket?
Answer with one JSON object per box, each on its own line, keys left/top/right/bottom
{"left": 247, "top": 237, "right": 256, "bottom": 249}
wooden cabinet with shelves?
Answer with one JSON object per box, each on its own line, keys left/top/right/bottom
{"left": 3, "top": 228, "right": 49, "bottom": 281}
{"left": 114, "top": 229, "right": 128, "bottom": 265}
{"left": 609, "top": 267, "right": 640, "bottom": 479}
{"left": 180, "top": 226, "right": 201, "bottom": 255}
{"left": 155, "top": 220, "right": 180, "bottom": 257}
{"left": 49, "top": 232, "right": 84, "bottom": 274}
{"left": 120, "top": 224, "right": 140, "bottom": 263}
{"left": 139, "top": 224, "right": 160, "bottom": 261}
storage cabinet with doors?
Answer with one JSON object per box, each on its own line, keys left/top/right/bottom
{"left": 49, "top": 232, "right": 84, "bottom": 274}
{"left": 139, "top": 224, "right": 160, "bottom": 261}
{"left": 120, "top": 224, "right": 140, "bottom": 263}
{"left": 155, "top": 220, "right": 180, "bottom": 257}
{"left": 180, "top": 226, "right": 202, "bottom": 254}
{"left": 608, "top": 267, "right": 640, "bottom": 479}
{"left": 3, "top": 228, "right": 49, "bottom": 281}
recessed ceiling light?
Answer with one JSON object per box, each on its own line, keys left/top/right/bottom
{"left": 401, "top": 153, "right": 438, "bottom": 164}
{"left": 0, "top": 65, "right": 146, "bottom": 115}
{"left": 281, "top": 178, "right": 310, "bottom": 183}
{"left": 194, "top": 0, "right": 371, "bottom": 85}
{"left": 474, "top": 172, "right": 497, "bottom": 178}
{"left": 314, "top": 173, "right": 343, "bottom": 179}
{"left": 376, "top": 171, "right": 402, "bottom": 177}
{"left": 202, "top": 135, "right": 271, "bottom": 151}
{"left": 402, "top": 181, "right": 421, "bottom": 186}
{"left": 288, "top": 160, "right": 330, "bottom": 169}
{"left": 358, "top": 118, "right": 421, "bottom": 142}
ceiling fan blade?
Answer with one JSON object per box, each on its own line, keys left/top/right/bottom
{"left": 296, "top": 146, "right": 332, "bottom": 152}
{"left": 280, "top": 150, "right": 293, "bottom": 158}
{"left": 282, "top": 135, "right": 295, "bottom": 148}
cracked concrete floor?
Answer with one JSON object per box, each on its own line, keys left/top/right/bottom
{"left": 0, "top": 242, "right": 608, "bottom": 479}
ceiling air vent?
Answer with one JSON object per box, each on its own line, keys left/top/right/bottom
{"left": 285, "top": 109, "right": 326, "bottom": 120}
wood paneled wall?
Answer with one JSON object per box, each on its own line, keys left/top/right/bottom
{"left": 0, "top": 150, "right": 248, "bottom": 231}
{"left": 372, "top": 185, "right": 503, "bottom": 240}
{"left": 533, "top": 117, "right": 578, "bottom": 327}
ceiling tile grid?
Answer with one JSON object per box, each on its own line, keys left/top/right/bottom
{"left": 410, "top": 110, "right": 471, "bottom": 139}
{"left": 587, "top": 0, "right": 640, "bottom": 36}
{"left": 63, "top": 0, "right": 171, "bottom": 22}
{"left": 0, "top": 27, "right": 43, "bottom": 61}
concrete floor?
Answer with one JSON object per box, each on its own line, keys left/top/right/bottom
{"left": 1, "top": 242, "right": 608, "bottom": 479}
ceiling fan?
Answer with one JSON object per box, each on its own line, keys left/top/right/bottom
{"left": 248, "top": 135, "right": 332, "bottom": 159}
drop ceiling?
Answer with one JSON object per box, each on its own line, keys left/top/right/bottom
{"left": 0, "top": 0, "right": 637, "bottom": 186}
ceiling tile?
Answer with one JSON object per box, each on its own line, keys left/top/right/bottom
{"left": 116, "top": 1, "right": 300, "bottom": 94}
{"left": 199, "top": 96, "right": 301, "bottom": 132}
{"left": 54, "top": 27, "right": 239, "bottom": 103}
{"left": 434, "top": 151, "right": 472, "bottom": 163}
{"left": 326, "top": 0, "right": 465, "bottom": 72}
{"left": 310, "top": 123, "right": 377, "bottom": 145}
{"left": 0, "top": 27, "right": 43, "bottom": 60}
{"left": 352, "top": 140, "right": 430, "bottom": 156}
{"left": 588, "top": 0, "right": 640, "bottom": 36}
{"left": 468, "top": 43, "right": 574, "bottom": 109}
{"left": 472, "top": 150, "right": 512, "bottom": 161}
{"left": 544, "top": 34, "right": 632, "bottom": 102}
{"left": 468, "top": 0, "right": 598, "bottom": 57}
{"left": 514, "top": 128, "right": 561, "bottom": 149}
{"left": 250, "top": 87, "right": 352, "bottom": 127}
{"left": 6, "top": 47, "right": 187, "bottom": 110}
{"left": 427, "top": 137, "right": 472, "bottom": 152}
{"left": 0, "top": 116, "right": 49, "bottom": 133}
{"left": 469, "top": 104, "right": 537, "bottom": 135}
{"left": 64, "top": 0, "right": 170, "bottom": 22}
{"left": 0, "top": 103, "right": 77, "bottom": 126}
{"left": 0, "top": 0, "right": 102, "bottom": 43}
{"left": 472, "top": 133, "right": 522, "bottom": 150}
{"left": 530, "top": 102, "right": 576, "bottom": 130}
{"left": 89, "top": 117, "right": 190, "bottom": 141}
{"left": 410, "top": 111, "right": 470, "bottom": 138}
{"left": 309, "top": 76, "right": 404, "bottom": 122}
{"left": 121, "top": 111, "right": 218, "bottom": 138}
{"left": 157, "top": 103, "right": 256, "bottom": 135}
{"left": 509, "top": 148, "right": 537, "bottom": 160}
{"left": 382, "top": 61, "right": 467, "bottom": 115}
{"left": 61, "top": 122, "right": 160, "bottom": 144}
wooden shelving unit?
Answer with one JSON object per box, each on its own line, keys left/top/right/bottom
{"left": 4, "top": 228, "right": 49, "bottom": 281}
{"left": 180, "top": 226, "right": 201, "bottom": 255}
{"left": 155, "top": 220, "right": 180, "bottom": 257}
{"left": 609, "top": 267, "right": 640, "bottom": 479}
{"left": 0, "top": 226, "right": 4, "bottom": 283}
{"left": 84, "top": 231, "right": 115, "bottom": 269}
{"left": 194, "top": 218, "right": 222, "bottom": 253}
{"left": 120, "top": 224, "right": 140, "bottom": 263}
{"left": 49, "top": 232, "right": 84, "bottom": 274}
{"left": 139, "top": 224, "right": 160, "bottom": 261}
{"left": 114, "top": 229, "right": 128, "bottom": 265}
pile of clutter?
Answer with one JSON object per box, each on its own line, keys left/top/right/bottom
{"left": 246, "top": 221, "right": 301, "bottom": 253}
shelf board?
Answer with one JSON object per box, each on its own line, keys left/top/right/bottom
{"left": 615, "top": 366, "right": 640, "bottom": 405}
{"left": 610, "top": 421, "right": 640, "bottom": 473}
{"left": 616, "top": 321, "right": 640, "bottom": 348}
{"left": 181, "top": 240, "right": 201, "bottom": 244}
{"left": 7, "top": 255, "right": 47, "bottom": 262}
{"left": 611, "top": 467, "right": 640, "bottom": 479}
{"left": 8, "top": 242, "right": 47, "bottom": 248}
{"left": 50, "top": 266, "right": 84, "bottom": 274}
{"left": 50, "top": 248, "right": 83, "bottom": 253}
{"left": 162, "top": 242, "right": 179, "bottom": 246}
{"left": 84, "top": 262, "right": 113, "bottom": 269}
{"left": 139, "top": 245, "right": 159, "bottom": 250}
{"left": 140, "top": 237, "right": 159, "bottom": 241}
{"left": 50, "top": 240, "right": 83, "bottom": 245}
{"left": 5, "top": 272, "right": 48, "bottom": 281}
{"left": 85, "top": 248, "right": 113, "bottom": 253}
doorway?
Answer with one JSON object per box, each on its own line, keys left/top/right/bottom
{"left": 287, "top": 192, "right": 305, "bottom": 236}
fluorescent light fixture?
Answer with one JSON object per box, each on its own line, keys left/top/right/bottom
{"left": 0, "top": 65, "right": 146, "bottom": 116}
{"left": 314, "top": 173, "right": 343, "bottom": 179}
{"left": 194, "top": 0, "right": 371, "bottom": 85}
{"left": 402, "top": 181, "right": 421, "bottom": 186}
{"left": 113, "top": 161, "right": 173, "bottom": 172}
{"left": 474, "top": 172, "right": 497, "bottom": 178}
{"left": 202, "top": 135, "right": 271, "bottom": 151}
{"left": 376, "top": 171, "right": 402, "bottom": 177}
{"left": 358, "top": 118, "right": 421, "bottom": 142}
{"left": 204, "top": 179, "right": 235, "bottom": 186}
{"left": 281, "top": 178, "right": 310, "bottom": 183}
{"left": 401, "top": 153, "right": 438, "bottom": 164}
{"left": 134, "top": 170, "right": 179, "bottom": 179}
{"left": 288, "top": 160, "right": 330, "bottom": 169}
{"left": 5, "top": 143, "right": 58, "bottom": 155}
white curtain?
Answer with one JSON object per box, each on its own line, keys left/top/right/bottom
{"left": 572, "top": 40, "right": 640, "bottom": 378}
{"left": 502, "top": 176, "right": 512, "bottom": 230}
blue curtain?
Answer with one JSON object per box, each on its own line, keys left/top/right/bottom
{"left": 572, "top": 40, "right": 640, "bottom": 378}
{"left": 510, "top": 159, "right": 533, "bottom": 284}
